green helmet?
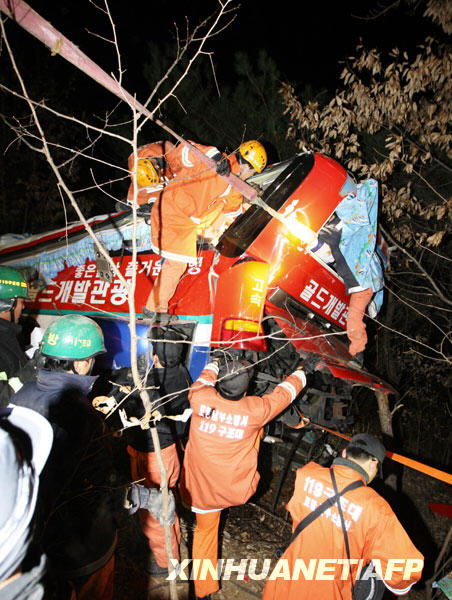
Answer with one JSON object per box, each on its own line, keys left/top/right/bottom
{"left": 41, "top": 315, "right": 106, "bottom": 360}
{"left": 0, "top": 266, "right": 30, "bottom": 311}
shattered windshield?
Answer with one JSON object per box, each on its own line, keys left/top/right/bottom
{"left": 217, "top": 154, "right": 315, "bottom": 257}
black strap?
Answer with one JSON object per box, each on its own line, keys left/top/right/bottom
{"left": 276, "top": 471, "right": 364, "bottom": 558}
{"left": 330, "top": 468, "right": 357, "bottom": 598}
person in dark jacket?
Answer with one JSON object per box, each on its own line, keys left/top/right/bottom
{"left": 12, "top": 314, "right": 118, "bottom": 600}
{"left": 97, "top": 326, "right": 192, "bottom": 576}
{"left": 0, "top": 266, "right": 32, "bottom": 406}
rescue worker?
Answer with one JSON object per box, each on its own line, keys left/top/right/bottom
{"left": 0, "top": 266, "right": 32, "bottom": 405}
{"left": 262, "top": 433, "right": 424, "bottom": 600}
{"left": 0, "top": 404, "right": 53, "bottom": 600}
{"left": 142, "top": 139, "right": 267, "bottom": 322}
{"left": 12, "top": 314, "right": 118, "bottom": 599}
{"left": 179, "top": 354, "right": 314, "bottom": 600}
{"left": 94, "top": 326, "right": 192, "bottom": 576}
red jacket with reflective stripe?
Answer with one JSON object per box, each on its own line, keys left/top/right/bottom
{"left": 263, "top": 460, "right": 424, "bottom": 600}
{"left": 180, "top": 362, "right": 306, "bottom": 511}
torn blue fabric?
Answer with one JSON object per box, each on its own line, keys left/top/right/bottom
{"left": 335, "top": 179, "right": 384, "bottom": 313}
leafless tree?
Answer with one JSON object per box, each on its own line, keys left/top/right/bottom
{"left": 0, "top": 1, "right": 240, "bottom": 596}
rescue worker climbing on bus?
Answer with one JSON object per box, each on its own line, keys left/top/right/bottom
{"left": 262, "top": 433, "right": 424, "bottom": 600}
{"left": 0, "top": 266, "right": 37, "bottom": 407}
{"left": 11, "top": 315, "right": 175, "bottom": 599}
{"left": 310, "top": 178, "right": 384, "bottom": 359}
{"left": 140, "top": 139, "right": 267, "bottom": 324}
{"left": 179, "top": 352, "right": 318, "bottom": 600}
{"left": 93, "top": 326, "right": 192, "bottom": 576}
{"left": 126, "top": 139, "right": 234, "bottom": 216}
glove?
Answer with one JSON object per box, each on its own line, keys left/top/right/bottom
{"left": 148, "top": 489, "right": 176, "bottom": 528}
{"left": 124, "top": 483, "right": 149, "bottom": 515}
{"left": 118, "top": 408, "right": 141, "bottom": 429}
{"left": 299, "top": 352, "right": 319, "bottom": 374}
{"left": 212, "top": 152, "right": 230, "bottom": 177}
{"left": 124, "top": 484, "right": 176, "bottom": 527}
{"left": 92, "top": 395, "right": 117, "bottom": 415}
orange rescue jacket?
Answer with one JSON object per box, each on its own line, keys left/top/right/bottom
{"left": 262, "top": 459, "right": 424, "bottom": 600}
{"left": 180, "top": 362, "right": 306, "bottom": 511}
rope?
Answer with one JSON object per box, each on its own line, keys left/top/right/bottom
{"left": 296, "top": 413, "right": 452, "bottom": 485}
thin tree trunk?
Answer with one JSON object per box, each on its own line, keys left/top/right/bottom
{"left": 375, "top": 389, "right": 394, "bottom": 436}
{"left": 381, "top": 290, "right": 399, "bottom": 384}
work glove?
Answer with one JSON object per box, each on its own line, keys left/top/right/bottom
{"left": 124, "top": 484, "right": 176, "bottom": 527}
{"left": 212, "top": 152, "right": 231, "bottom": 177}
{"left": 299, "top": 352, "right": 320, "bottom": 374}
{"left": 92, "top": 395, "right": 117, "bottom": 415}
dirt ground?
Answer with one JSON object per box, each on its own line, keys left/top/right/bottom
{"left": 112, "top": 436, "right": 451, "bottom": 600}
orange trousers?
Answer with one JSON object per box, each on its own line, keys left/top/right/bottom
{"left": 145, "top": 259, "right": 188, "bottom": 312}
{"left": 347, "top": 288, "right": 373, "bottom": 356}
{"left": 189, "top": 429, "right": 263, "bottom": 598}
{"left": 127, "top": 443, "right": 181, "bottom": 567}
{"left": 69, "top": 555, "right": 114, "bottom": 600}
{"left": 192, "top": 511, "right": 222, "bottom": 598}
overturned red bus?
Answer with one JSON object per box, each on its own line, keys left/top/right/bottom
{"left": 0, "top": 152, "right": 394, "bottom": 431}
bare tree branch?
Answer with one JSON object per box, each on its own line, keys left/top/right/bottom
{"left": 381, "top": 225, "right": 452, "bottom": 306}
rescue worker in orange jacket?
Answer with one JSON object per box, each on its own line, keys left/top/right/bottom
{"left": 141, "top": 140, "right": 267, "bottom": 322}
{"left": 262, "top": 433, "right": 424, "bottom": 600}
{"left": 179, "top": 354, "right": 313, "bottom": 600}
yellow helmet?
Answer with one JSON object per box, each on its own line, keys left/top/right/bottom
{"left": 239, "top": 140, "right": 267, "bottom": 173}
{"left": 135, "top": 158, "right": 160, "bottom": 187}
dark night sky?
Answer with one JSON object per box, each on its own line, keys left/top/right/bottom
{"left": 0, "top": 0, "right": 439, "bottom": 230}
{"left": 2, "top": 0, "right": 431, "bottom": 100}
